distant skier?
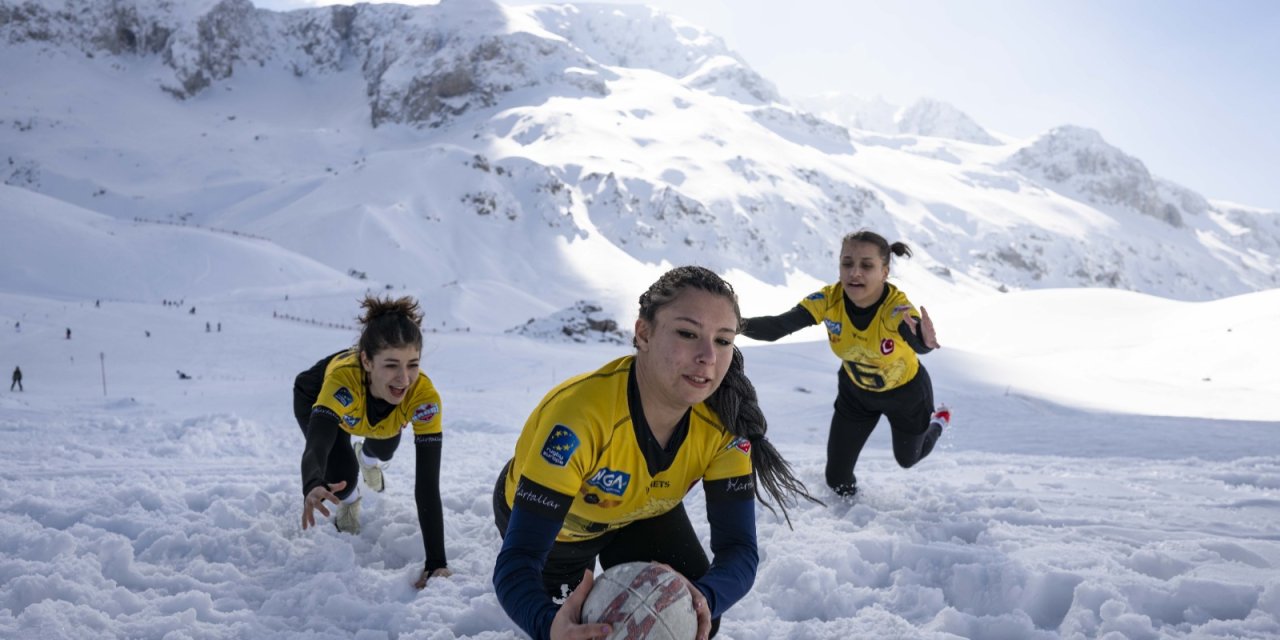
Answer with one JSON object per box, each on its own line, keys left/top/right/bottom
{"left": 10, "top": 366, "right": 21, "bottom": 392}
{"left": 206, "top": 322, "right": 211, "bottom": 333}
{"left": 295, "top": 294, "right": 451, "bottom": 590}
{"left": 742, "top": 229, "right": 949, "bottom": 499}
{"left": 65, "top": 328, "right": 71, "bottom": 340}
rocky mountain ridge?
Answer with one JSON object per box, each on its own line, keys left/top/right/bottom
{"left": 2, "top": 0, "right": 1276, "bottom": 305}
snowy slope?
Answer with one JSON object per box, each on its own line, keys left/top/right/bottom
{"left": 0, "top": 280, "right": 1277, "bottom": 639}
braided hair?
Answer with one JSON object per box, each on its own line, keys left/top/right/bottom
{"left": 356, "top": 294, "right": 424, "bottom": 358}
{"left": 637, "top": 266, "right": 822, "bottom": 527}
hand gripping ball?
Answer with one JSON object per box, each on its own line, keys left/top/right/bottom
{"left": 581, "top": 561, "right": 698, "bottom": 640}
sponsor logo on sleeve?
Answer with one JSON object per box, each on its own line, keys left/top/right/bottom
{"left": 823, "top": 319, "right": 842, "bottom": 336}
{"left": 726, "top": 437, "right": 751, "bottom": 456}
{"left": 342, "top": 414, "right": 361, "bottom": 428}
{"left": 333, "top": 387, "right": 354, "bottom": 407}
{"left": 881, "top": 338, "right": 895, "bottom": 355}
{"left": 413, "top": 402, "right": 439, "bottom": 423}
{"left": 586, "top": 467, "right": 631, "bottom": 497}
{"left": 540, "top": 424, "right": 580, "bottom": 467}
{"left": 892, "top": 305, "right": 912, "bottom": 318}
{"left": 805, "top": 291, "right": 826, "bottom": 300}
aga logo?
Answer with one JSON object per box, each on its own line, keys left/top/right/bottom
{"left": 333, "top": 387, "right": 354, "bottom": 407}
{"left": 587, "top": 467, "right": 631, "bottom": 497}
{"left": 413, "top": 402, "right": 439, "bottom": 423}
{"left": 540, "top": 424, "right": 580, "bottom": 467}
{"left": 823, "top": 319, "right": 843, "bottom": 336}
{"left": 881, "top": 338, "right": 895, "bottom": 355}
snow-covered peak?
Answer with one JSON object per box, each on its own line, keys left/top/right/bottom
{"left": 795, "top": 93, "right": 901, "bottom": 134}
{"left": 1007, "top": 125, "right": 1208, "bottom": 227}
{"left": 895, "top": 97, "right": 1000, "bottom": 145}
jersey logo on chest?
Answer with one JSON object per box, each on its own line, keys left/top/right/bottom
{"left": 587, "top": 467, "right": 632, "bottom": 496}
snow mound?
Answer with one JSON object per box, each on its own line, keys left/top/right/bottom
{"left": 506, "top": 300, "right": 631, "bottom": 345}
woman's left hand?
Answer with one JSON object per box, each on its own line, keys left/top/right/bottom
{"left": 413, "top": 566, "right": 453, "bottom": 590}
{"left": 904, "top": 306, "right": 940, "bottom": 350}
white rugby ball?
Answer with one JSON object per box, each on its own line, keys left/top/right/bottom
{"left": 581, "top": 561, "right": 698, "bottom": 640}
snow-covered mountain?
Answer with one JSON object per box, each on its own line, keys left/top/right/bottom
{"left": 796, "top": 94, "right": 1001, "bottom": 145}
{"left": 1, "top": 0, "right": 1277, "bottom": 314}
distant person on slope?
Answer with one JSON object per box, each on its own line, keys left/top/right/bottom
{"left": 492, "top": 266, "right": 818, "bottom": 640}
{"left": 10, "top": 366, "right": 21, "bottom": 392}
{"left": 295, "top": 294, "right": 451, "bottom": 589}
{"left": 742, "top": 229, "right": 949, "bottom": 499}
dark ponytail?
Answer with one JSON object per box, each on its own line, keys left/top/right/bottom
{"left": 638, "top": 266, "right": 822, "bottom": 526}
{"left": 842, "top": 229, "right": 913, "bottom": 264}
{"left": 704, "top": 347, "right": 823, "bottom": 528}
{"left": 356, "top": 294, "right": 424, "bottom": 358}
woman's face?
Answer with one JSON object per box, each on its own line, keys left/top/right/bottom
{"left": 839, "top": 240, "right": 889, "bottom": 307}
{"left": 360, "top": 344, "right": 421, "bottom": 404}
{"left": 635, "top": 288, "right": 738, "bottom": 411}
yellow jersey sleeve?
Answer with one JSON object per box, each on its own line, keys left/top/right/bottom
{"left": 313, "top": 351, "right": 367, "bottom": 427}
{"left": 697, "top": 408, "right": 754, "bottom": 482}
{"left": 406, "top": 373, "right": 443, "bottom": 436}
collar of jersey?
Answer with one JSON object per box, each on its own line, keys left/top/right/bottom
{"left": 627, "top": 363, "right": 691, "bottom": 478}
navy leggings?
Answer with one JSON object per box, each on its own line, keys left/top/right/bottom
{"left": 825, "top": 364, "right": 941, "bottom": 490}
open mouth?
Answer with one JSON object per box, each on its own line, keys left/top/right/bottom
{"left": 684, "top": 374, "right": 711, "bottom": 388}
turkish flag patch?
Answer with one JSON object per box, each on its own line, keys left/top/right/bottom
{"left": 880, "top": 338, "right": 895, "bottom": 355}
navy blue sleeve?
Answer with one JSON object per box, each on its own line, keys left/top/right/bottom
{"left": 413, "top": 434, "right": 447, "bottom": 572}
{"left": 693, "top": 494, "right": 758, "bottom": 618}
{"left": 492, "top": 483, "right": 571, "bottom": 640}
{"left": 300, "top": 407, "right": 340, "bottom": 496}
{"left": 742, "top": 305, "right": 815, "bottom": 342}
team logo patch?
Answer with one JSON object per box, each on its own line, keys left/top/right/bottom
{"left": 823, "top": 319, "right": 842, "bottom": 336}
{"left": 881, "top": 338, "right": 895, "bottom": 355}
{"left": 587, "top": 467, "right": 631, "bottom": 496}
{"left": 892, "top": 305, "right": 912, "bottom": 318}
{"left": 413, "top": 402, "right": 439, "bottom": 423}
{"left": 728, "top": 437, "right": 751, "bottom": 455}
{"left": 342, "top": 414, "right": 361, "bottom": 428}
{"left": 333, "top": 387, "right": 354, "bottom": 407}
{"left": 806, "top": 291, "right": 826, "bottom": 300}
{"left": 540, "top": 424, "right": 580, "bottom": 467}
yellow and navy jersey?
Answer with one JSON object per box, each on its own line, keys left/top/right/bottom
{"left": 312, "top": 349, "right": 442, "bottom": 439}
{"left": 798, "top": 282, "right": 921, "bottom": 392}
{"left": 503, "top": 355, "right": 754, "bottom": 542}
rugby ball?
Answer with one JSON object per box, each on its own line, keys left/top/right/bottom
{"left": 581, "top": 561, "right": 697, "bottom": 640}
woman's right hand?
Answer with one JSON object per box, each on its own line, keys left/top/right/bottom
{"left": 550, "top": 569, "right": 613, "bottom": 640}
{"left": 301, "top": 480, "right": 347, "bottom": 530}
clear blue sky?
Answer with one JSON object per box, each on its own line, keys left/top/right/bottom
{"left": 263, "top": 0, "right": 1280, "bottom": 211}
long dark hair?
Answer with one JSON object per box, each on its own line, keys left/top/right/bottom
{"left": 356, "top": 294, "right": 424, "bottom": 358}
{"left": 638, "top": 266, "right": 822, "bottom": 526}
